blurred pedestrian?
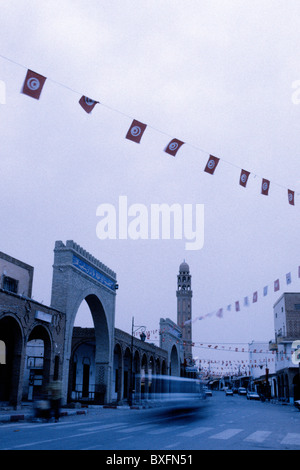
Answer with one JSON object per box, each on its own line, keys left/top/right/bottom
{"left": 47, "top": 379, "right": 62, "bottom": 422}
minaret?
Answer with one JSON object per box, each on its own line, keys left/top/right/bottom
{"left": 176, "top": 261, "right": 193, "bottom": 364}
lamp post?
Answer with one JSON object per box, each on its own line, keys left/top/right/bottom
{"left": 129, "top": 317, "right": 146, "bottom": 406}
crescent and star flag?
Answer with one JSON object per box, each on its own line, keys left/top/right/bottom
{"left": 235, "top": 301, "right": 240, "bottom": 312}
{"left": 22, "top": 69, "right": 46, "bottom": 100}
{"left": 274, "top": 279, "right": 280, "bottom": 292}
{"left": 79, "top": 96, "right": 98, "bottom": 113}
{"left": 288, "top": 189, "right": 295, "bottom": 206}
{"left": 204, "top": 155, "right": 220, "bottom": 175}
{"left": 126, "top": 119, "right": 147, "bottom": 143}
{"left": 239, "top": 169, "right": 250, "bottom": 187}
{"left": 164, "top": 138, "right": 184, "bottom": 156}
{"left": 216, "top": 308, "right": 223, "bottom": 318}
{"left": 253, "top": 291, "right": 258, "bottom": 303}
{"left": 261, "top": 178, "right": 270, "bottom": 196}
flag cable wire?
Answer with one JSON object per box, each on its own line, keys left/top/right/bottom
{"left": 0, "top": 52, "right": 298, "bottom": 200}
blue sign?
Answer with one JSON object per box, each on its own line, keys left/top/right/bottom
{"left": 72, "top": 255, "right": 116, "bottom": 291}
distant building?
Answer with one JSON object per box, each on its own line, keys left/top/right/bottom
{"left": 159, "top": 317, "right": 182, "bottom": 376}
{"left": 248, "top": 341, "right": 275, "bottom": 397}
{"left": 249, "top": 341, "right": 275, "bottom": 379}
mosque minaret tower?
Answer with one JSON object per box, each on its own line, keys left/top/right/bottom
{"left": 176, "top": 261, "right": 193, "bottom": 364}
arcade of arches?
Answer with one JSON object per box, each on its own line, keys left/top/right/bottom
{"left": 70, "top": 327, "right": 179, "bottom": 404}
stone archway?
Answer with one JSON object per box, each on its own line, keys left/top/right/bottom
{"left": 0, "top": 314, "right": 24, "bottom": 405}
{"left": 170, "top": 344, "right": 180, "bottom": 376}
{"left": 23, "top": 324, "right": 53, "bottom": 401}
{"left": 123, "top": 347, "right": 131, "bottom": 400}
{"left": 132, "top": 350, "right": 141, "bottom": 403}
{"left": 113, "top": 343, "right": 122, "bottom": 403}
{"left": 50, "top": 240, "right": 117, "bottom": 404}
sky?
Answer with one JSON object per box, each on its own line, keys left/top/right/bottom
{"left": 1, "top": 0, "right": 300, "bottom": 368}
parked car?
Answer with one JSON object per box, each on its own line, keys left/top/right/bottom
{"left": 247, "top": 391, "right": 260, "bottom": 401}
{"left": 225, "top": 389, "right": 234, "bottom": 396}
{"left": 238, "top": 387, "right": 247, "bottom": 395}
{"left": 204, "top": 387, "right": 212, "bottom": 397}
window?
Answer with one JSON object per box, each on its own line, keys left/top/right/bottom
{"left": 2, "top": 276, "right": 18, "bottom": 293}
{"left": 294, "top": 304, "right": 300, "bottom": 310}
{"left": 0, "top": 340, "right": 5, "bottom": 364}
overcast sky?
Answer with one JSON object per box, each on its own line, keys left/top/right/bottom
{"left": 1, "top": 0, "right": 300, "bottom": 366}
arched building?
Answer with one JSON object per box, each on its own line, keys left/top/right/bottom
{"left": 70, "top": 327, "right": 170, "bottom": 405}
{"left": 0, "top": 242, "right": 184, "bottom": 408}
{"left": 0, "top": 251, "right": 65, "bottom": 406}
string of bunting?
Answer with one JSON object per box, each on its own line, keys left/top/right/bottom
{"left": 194, "top": 343, "right": 275, "bottom": 354}
{"left": 198, "top": 358, "right": 275, "bottom": 364}
{"left": 185, "top": 265, "right": 300, "bottom": 324}
{"left": 0, "top": 54, "right": 298, "bottom": 207}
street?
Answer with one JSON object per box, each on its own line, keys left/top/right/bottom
{"left": 0, "top": 391, "right": 299, "bottom": 451}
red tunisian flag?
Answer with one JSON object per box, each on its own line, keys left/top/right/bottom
{"left": 288, "top": 189, "right": 295, "bottom": 206}
{"left": 253, "top": 291, "right": 258, "bottom": 303}
{"left": 204, "top": 155, "right": 220, "bottom": 175}
{"left": 126, "top": 119, "right": 147, "bottom": 143}
{"left": 164, "top": 138, "right": 184, "bottom": 156}
{"left": 22, "top": 69, "right": 47, "bottom": 100}
{"left": 261, "top": 178, "right": 270, "bottom": 196}
{"left": 79, "top": 96, "right": 99, "bottom": 113}
{"left": 216, "top": 308, "right": 223, "bottom": 318}
{"left": 239, "top": 169, "right": 250, "bottom": 187}
{"left": 274, "top": 279, "right": 280, "bottom": 292}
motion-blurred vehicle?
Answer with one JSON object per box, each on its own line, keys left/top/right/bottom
{"left": 139, "top": 375, "right": 207, "bottom": 416}
{"left": 225, "top": 389, "right": 234, "bottom": 396}
{"left": 238, "top": 387, "right": 247, "bottom": 395}
{"left": 294, "top": 400, "right": 300, "bottom": 411}
{"left": 247, "top": 391, "right": 260, "bottom": 400}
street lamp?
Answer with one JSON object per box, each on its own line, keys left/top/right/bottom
{"left": 129, "top": 316, "right": 146, "bottom": 406}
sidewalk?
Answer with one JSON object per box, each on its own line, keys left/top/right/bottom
{"left": 0, "top": 402, "right": 89, "bottom": 423}
{"left": 0, "top": 401, "right": 144, "bottom": 423}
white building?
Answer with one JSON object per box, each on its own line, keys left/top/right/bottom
{"left": 248, "top": 341, "right": 276, "bottom": 396}
{"left": 249, "top": 341, "right": 275, "bottom": 380}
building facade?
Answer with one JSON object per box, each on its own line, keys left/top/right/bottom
{"left": 0, "top": 251, "right": 66, "bottom": 406}
{"left": 70, "top": 326, "right": 173, "bottom": 405}
{"left": 269, "top": 293, "right": 300, "bottom": 402}
{"left": 248, "top": 341, "right": 276, "bottom": 397}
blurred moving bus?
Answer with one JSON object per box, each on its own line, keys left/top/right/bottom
{"left": 138, "top": 374, "right": 207, "bottom": 414}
